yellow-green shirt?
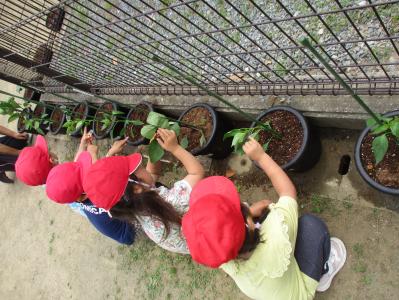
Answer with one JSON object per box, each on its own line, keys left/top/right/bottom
{"left": 221, "top": 196, "right": 318, "bottom": 300}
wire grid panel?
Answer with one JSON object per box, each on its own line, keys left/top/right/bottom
{"left": 0, "top": 0, "right": 398, "bottom": 95}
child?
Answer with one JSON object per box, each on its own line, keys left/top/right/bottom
{"left": 182, "top": 137, "right": 346, "bottom": 299}
{"left": 83, "top": 128, "right": 204, "bottom": 254}
{"left": 45, "top": 135, "right": 136, "bottom": 246}
{"left": 15, "top": 135, "right": 58, "bottom": 186}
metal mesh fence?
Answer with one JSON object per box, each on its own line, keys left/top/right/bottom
{"left": 0, "top": 0, "right": 398, "bottom": 95}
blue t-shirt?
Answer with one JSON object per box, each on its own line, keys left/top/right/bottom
{"left": 71, "top": 199, "right": 135, "bottom": 245}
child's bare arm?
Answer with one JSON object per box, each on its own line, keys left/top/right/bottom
{"left": 156, "top": 128, "right": 204, "bottom": 188}
{"left": 243, "top": 137, "right": 297, "bottom": 199}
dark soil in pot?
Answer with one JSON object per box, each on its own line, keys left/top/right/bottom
{"left": 49, "top": 106, "right": 66, "bottom": 135}
{"left": 360, "top": 134, "right": 399, "bottom": 188}
{"left": 179, "top": 107, "right": 213, "bottom": 153}
{"left": 126, "top": 102, "right": 153, "bottom": 146}
{"left": 252, "top": 106, "right": 321, "bottom": 172}
{"left": 258, "top": 110, "right": 304, "bottom": 166}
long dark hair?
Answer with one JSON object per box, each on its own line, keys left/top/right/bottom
{"left": 238, "top": 203, "right": 262, "bottom": 255}
{"left": 109, "top": 175, "right": 182, "bottom": 238}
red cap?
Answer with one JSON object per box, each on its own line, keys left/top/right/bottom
{"left": 82, "top": 153, "right": 142, "bottom": 210}
{"left": 182, "top": 176, "right": 246, "bottom": 268}
{"left": 15, "top": 135, "right": 53, "bottom": 186}
{"left": 45, "top": 151, "right": 92, "bottom": 204}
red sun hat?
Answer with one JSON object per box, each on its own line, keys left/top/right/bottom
{"left": 15, "top": 135, "right": 53, "bottom": 186}
{"left": 182, "top": 176, "right": 246, "bottom": 268}
{"left": 45, "top": 151, "right": 92, "bottom": 204}
{"left": 82, "top": 153, "right": 142, "bottom": 210}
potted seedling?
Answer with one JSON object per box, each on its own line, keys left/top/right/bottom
{"left": 224, "top": 105, "right": 321, "bottom": 172}
{"left": 92, "top": 101, "right": 129, "bottom": 140}
{"left": 301, "top": 38, "right": 399, "bottom": 195}
{"left": 63, "top": 101, "right": 97, "bottom": 136}
{"left": 140, "top": 111, "right": 185, "bottom": 163}
{"left": 122, "top": 102, "right": 154, "bottom": 146}
{"left": 49, "top": 105, "right": 73, "bottom": 135}
{"left": 177, "top": 103, "right": 232, "bottom": 158}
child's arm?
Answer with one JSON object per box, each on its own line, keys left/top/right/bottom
{"left": 146, "top": 160, "right": 162, "bottom": 183}
{"left": 0, "top": 125, "right": 28, "bottom": 140}
{"left": 243, "top": 137, "right": 297, "bottom": 199}
{"left": 74, "top": 127, "right": 92, "bottom": 162}
{"left": 156, "top": 128, "right": 204, "bottom": 188}
{"left": 87, "top": 144, "right": 98, "bottom": 163}
{"left": 106, "top": 137, "right": 129, "bottom": 157}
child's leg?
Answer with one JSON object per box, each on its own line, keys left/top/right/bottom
{"left": 294, "top": 214, "right": 331, "bottom": 281}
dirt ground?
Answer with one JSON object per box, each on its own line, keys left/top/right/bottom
{"left": 0, "top": 80, "right": 398, "bottom": 300}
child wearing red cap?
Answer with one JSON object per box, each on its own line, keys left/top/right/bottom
{"left": 182, "top": 138, "right": 346, "bottom": 299}
{"left": 84, "top": 128, "right": 204, "bottom": 254}
{"left": 15, "top": 135, "right": 59, "bottom": 186}
{"left": 45, "top": 132, "right": 136, "bottom": 246}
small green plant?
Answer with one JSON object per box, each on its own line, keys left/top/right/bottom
{"left": 366, "top": 114, "right": 399, "bottom": 164}
{"left": 0, "top": 97, "right": 51, "bottom": 135}
{"left": 223, "top": 122, "right": 281, "bottom": 155}
{"left": 140, "top": 111, "right": 182, "bottom": 163}
{"left": 140, "top": 111, "right": 206, "bottom": 163}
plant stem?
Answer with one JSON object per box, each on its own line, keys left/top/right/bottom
{"left": 299, "top": 38, "right": 382, "bottom": 125}
{"left": 152, "top": 55, "right": 273, "bottom": 132}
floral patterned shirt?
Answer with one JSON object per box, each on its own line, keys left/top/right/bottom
{"left": 137, "top": 180, "right": 192, "bottom": 254}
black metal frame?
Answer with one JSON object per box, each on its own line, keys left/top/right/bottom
{"left": 0, "top": 0, "right": 398, "bottom": 95}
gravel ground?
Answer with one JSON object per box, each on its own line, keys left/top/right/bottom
{"left": 50, "top": 0, "right": 399, "bottom": 88}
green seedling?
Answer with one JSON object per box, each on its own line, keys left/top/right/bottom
{"left": 223, "top": 122, "right": 279, "bottom": 155}
{"left": 141, "top": 111, "right": 205, "bottom": 163}
{"left": 300, "top": 38, "right": 398, "bottom": 166}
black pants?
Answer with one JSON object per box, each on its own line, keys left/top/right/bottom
{"left": 294, "top": 214, "right": 331, "bottom": 281}
{"left": 0, "top": 135, "right": 27, "bottom": 172}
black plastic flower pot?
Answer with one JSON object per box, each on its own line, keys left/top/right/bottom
{"left": 23, "top": 88, "right": 41, "bottom": 101}
{"left": 70, "top": 101, "right": 97, "bottom": 137}
{"left": 49, "top": 105, "right": 68, "bottom": 135}
{"left": 92, "top": 102, "right": 128, "bottom": 140}
{"left": 125, "top": 101, "right": 154, "bottom": 146}
{"left": 251, "top": 106, "right": 321, "bottom": 172}
{"left": 177, "top": 103, "right": 232, "bottom": 159}
{"left": 35, "top": 102, "right": 53, "bottom": 134}
{"left": 354, "top": 110, "right": 399, "bottom": 196}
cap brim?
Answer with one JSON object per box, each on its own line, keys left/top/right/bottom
{"left": 189, "top": 176, "right": 241, "bottom": 210}
{"left": 76, "top": 151, "right": 92, "bottom": 180}
{"left": 34, "top": 135, "right": 49, "bottom": 155}
{"left": 127, "top": 153, "right": 142, "bottom": 174}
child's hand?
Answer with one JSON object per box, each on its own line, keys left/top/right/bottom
{"left": 80, "top": 127, "right": 92, "bottom": 147}
{"left": 243, "top": 137, "right": 265, "bottom": 161}
{"left": 249, "top": 199, "right": 272, "bottom": 217}
{"left": 156, "top": 128, "right": 179, "bottom": 153}
{"left": 106, "top": 137, "right": 128, "bottom": 157}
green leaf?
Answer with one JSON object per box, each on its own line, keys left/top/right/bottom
{"left": 366, "top": 117, "right": 379, "bottom": 128}
{"left": 263, "top": 138, "right": 272, "bottom": 152}
{"left": 140, "top": 124, "right": 157, "bottom": 139}
{"left": 146, "top": 111, "right": 169, "bottom": 128}
{"left": 231, "top": 132, "right": 246, "bottom": 147}
{"left": 148, "top": 140, "right": 164, "bottom": 163}
{"left": 170, "top": 122, "right": 180, "bottom": 136}
{"left": 7, "top": 113, "right": 19, "bottom": 123}
{"left": 36, "top": 127, "right": 45, "bottom": 135}
{"left": 249, "top": 129, "right": 261, "bottom": 141}
{"left": 111, "top": 110, "right": 124, "bottom": 115}
{"left": 34, "top": 121, "right": 40, "bottom": 130}
{"left": 120, "top": 127, "right": 126, "bottom": 138}
{"left": 128, "top": 120, "right": 144, "bottom": 126}
{"left": 199, "top": 133, "right": 206, "bottom": 147}
{"left": 180, "top": 136, "right": 189, "bottom": 149}
{"left": 0, "top": 108, "right": 4, "bottom": 115}
{"left": 390, "top": 119, "right": 399, "bottom": 138}
{"left": 76, "top": 120, "right": 84, "bottom": 130}
{"left": 371, "top": 124, "right": 389, "bottom": 135}
{"left": 372, "top": 134, "right": 389, "bottom": 165}
{"left": 223, "top": 128, "right": 247, "bottom": 140}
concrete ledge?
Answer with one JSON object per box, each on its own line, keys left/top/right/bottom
{"left": 42, "top": 92, "right": 399, "bottom": 130}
